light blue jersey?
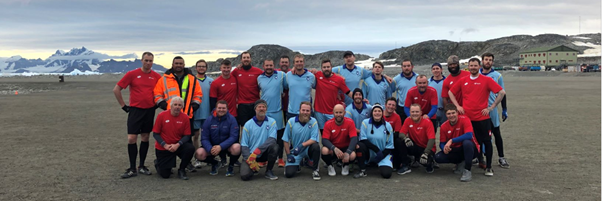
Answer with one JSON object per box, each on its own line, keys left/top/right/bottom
{"left": 193, "top": 76, "right": 214, "bottom": 120}
{"left": 282, "top": 116, "right": 320, "bottom": 166}
{"left": 241, "top": 117, "right": 278, "bottom": 153}
{"left": 345, "top": 102, "right": 372, "bottom": 131}
{"left": 285, "top": 69, "right": 315, "bottom": 114}
{"left": 258, "top": 71, "right": 287, "bottom": 129}
{"left": 390, "top": 72, "right": 418, "bottom": 107}
{"left": 428, "top": 76, "right": 446, "bottom": 122}
{"left": 480, "top": 69, "right": 505, "bottom": 127}
{"left": 362, "top": 74, "right": 392, "bottom": 106}
{"left": 360, "top": 119, "right": 394, "bottom": 167}
{"left": 333, "top": 65, "right": 372, "bottom": 105}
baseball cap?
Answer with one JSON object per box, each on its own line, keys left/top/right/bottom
{"left": 343, "top": 51, "right": 355, "bottom": 58}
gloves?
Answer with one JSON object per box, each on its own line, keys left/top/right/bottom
{"left": 420, "top": 153, "right": 429, "bottom": 165}
{"left": 158, "top": 101, "right": 167, "bottom": 110}
{"left": 246, "top": 149, "right": 261, "bottom": 172}
{"left": 404, "top": 137, "right": 414, "bottom": 147}
{"left": 191, "top": 103, "right": 200, "bottom": 112}
{"left": 121, "top": 105, "right": 130, "bottom": 113}
{"left": 374, "top": 151, "right": 385, "bottom": 162}
{"left": 502, "top": 109, "right": 508, "bottom": 122}
{"left": 287, "top": 154, "right": 296, "bottom": 163}
{"left": 291, "top": 145, "right": 304, "bottom": 156}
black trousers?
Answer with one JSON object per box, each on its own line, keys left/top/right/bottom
{"left": 472, "top": 119, "right": 493, "bottom": 168}
{"left": 155, "top": 143, "right": 195, "bottom": 178}
{"left": 284, "top": 142, "right": 320, "bottom": 178}
{"left": 395, "top": 105, "right": 408, "bottom": 125}
{"left": 355, "top": 142, "right": 392, "bottom": 179}
{"left": 240, "top": 143, "right": 278, "bottom": 181}
{"left": 434, "top": 140, "right": 477, "bottom": 171}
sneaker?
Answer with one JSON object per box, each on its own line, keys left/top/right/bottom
{"left": 397, "top": 166, "right": 411, "bottom": 175}
{"left": 210, "top": 163, "right": 219, "bottom": 176}
{"left": 186, "top": 163, "right": 197, "bottom": 173}
{"left": 499, "top": 158, "right": 510, "bottom": 169}
{"left": 178, "top": 169, "right": 189, "bottom": 180}
{"left": 193, "top": 159, "right": 203, "bottom": 169}
{"left": 460, "top": 169, "right": 472, "bottom": 182}
{"left": 121, "top": 168, "right": 137, "bottom": 179}
{"left": 327, "top": 165, "right": 336, "bottom": 176}
{"left": 454, "top": 162, "right": 465, "bottom": 175}
{"left": 225, "top": 165, "right": 234, "bottom": 177}
{"left": 353, "top": 170, "right": 367, "bottom": 178}
{"left": 138, "top": 166, "right": 152, "bottom": 175}
{"left": 312, "top": 170, "right": 321, "bottom": 181}
{"left": 485, "top": 168, "right": 494, "bottom": 176}
{"left": 341, "top": 165, "right": 350, "bottom": 176}
{"left": 278, "top": 158, "right": 285, "bottom": 167}
{"left": 425, "top": 164, "right": 434, "bottom": 173}
{"left": 258, "top": 161, "right": 267, "bottom": 168}
{"left": 265, "top": 170, "right": 278, "bottom": 180}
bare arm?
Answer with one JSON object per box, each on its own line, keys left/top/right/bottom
{"left": 301, "top": 139, "right": 317, "bottom": 147}
{"left": 113, "top": 85, "right": 125, "bottom": 107}
{"left": 283, "top": 141, "right": 291, "bottom": 155}
{"left": 488, "top": 90, "right": 506, "bottom": 111}
{"left": 448, "top": 91, "right": 464, "bottom": 114}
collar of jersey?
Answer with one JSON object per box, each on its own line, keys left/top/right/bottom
{"left": 294, "top": 116, "right": 308, "bottom": 127}
{"left": 400, "top": 72, "right": 416, "bottom": 80}
{"left": 253, "top": 116, "right": 268, "bottom": 126}
{"left": 479, "top": 68, "right": 495, "bottom": 75}
{"left": 293, "top": 69, "right": 308, "bottom": 77}
{"left": 368, "top": 118, "right": 384, "bottom": 128}
{"left": 261, "top": 71, "right": 277, "bottom": 78}
{"left": 352, "top": 102, "right": 367, "bottom": 112}
{"left": 344, "top": 65, "right": 357, "bottom": 72}
{"left": 372, "top": 74, "right": 384, "bottom": 84}
{"left": 429, "top": 75, "right": 445, "bottom": 83}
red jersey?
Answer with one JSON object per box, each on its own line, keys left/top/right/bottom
{"left": 440, "top": 115, "right": 480, "bottom": 150}
{"left": 450, "top": 75, "right": 503, "bottom": 121}
{"left": 210, "top": 76, "right": 238, "bottom": 117}
{"left": 322, "top": 117, "right": 357, "bottom": 148}
{"left": 400, "top": 118, "right": 436, "bottom": 153}
{"left": 441, "top": 71, "right": 470, "bottom": 106}
{"left": 152, "top": 111, "right": 191, "bottom": 150}
{"left": 232, "top": 67, "right": 263, "bottom": 104}
{"left": 383, "top": 112, "right": 402, "bottom": 133}
{"left": 404, "top": 86, "right": 438, "bottom": 119}
{"left": 117, "top": 68, "right": 161, "bottom": 109}
{"left": 314, "top": 71, "right": 351, "bottom": 114}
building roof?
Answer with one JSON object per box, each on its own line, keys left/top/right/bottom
{"left": 519, "top": 45, "right": 579, "bottom": 53}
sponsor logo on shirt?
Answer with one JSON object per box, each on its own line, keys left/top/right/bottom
{"left": 221, "top": 84, "right": 225, "bottom": 87}
{"left": 266, "top": 126, "right": 270, "bottom": 130}
{"left": 319, "top": 77, "right": 323, "bottom": 79}
{"left": 464, "top": 82, "right": 468, "bottom": 85}
{"left": 414, "top": 97, "right": 418, "bottom": 100}
{"left": 306, "top": 77, "right": 310, "bottom": 81}
{"left": 165, "top": 120, "right": 170, "bottom": 123}
{"left": 448, "top": 131, "right": 452, "bottom": 133}
{"left": 409, "top": 125, "right": 413, "bottom": 128}
{"left": 417, "top": 127, "right": 423, "bottom": 130}
{"left": 239, "top": 74, "right": 242, "bottom": 77}
{"left": 332, "top": 130, "right": 336, "bottom": 133}
{"left": 474, "top": 82, "right": 481, "bottom": 85}
{"left": 137, "top": 75, "right": 142, "bottom": 78}
{"left": 450, "top": 81, "right": 454, "bottom": 85}
{"left": 211, "top": 125, "right": 218, "bottom": 129}
{"left": 176, "top": 121, "right": 183, "bottom": 124}
{"left": 356, "top": 71, "right": 360, "bottom": 75}
{"left": 341, "top": 128, "right": 347, "bottom": 131}
{"left": 456, "top": 128, "right": 460, "bottom": 130}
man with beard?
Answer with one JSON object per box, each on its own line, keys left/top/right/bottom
{"left": 153, "top": 56, "right": 203, "bottom": 146}
{"left": 114, "top": 52, "right": 161, "bottom": 178}
{"left": 399, "top": 104, "right": 437, "bottom": 173}
{"left": 152, "top": 97, "right": 196, "bottom": 180}
{"left": 448, "top": 58, "right": 506, "bottom": 176}
{"left": 258, "top": 59, "right": 288, "bottom": 167}
{"left": 382, "top": 97, "right": 410, "bottom": 175}
{"left": 390, "top": 59, "right": 419, "bottom": 124}
{"left": 361, "top": 61, "right": 392, "bottom": 106}
{"left": 428, "top": 63, "right": 446, "bottom": 127}
{"left": 231, "top": 52, "right": 263, "bottom": 129}
{"left": 435, "top": 104, "right": 480, "bottom": 182}
{"left": 196, "top": 100, "right": 240, "bottom": 177}
{"left": 283, "top": 102, "right": 321, "bottom": 180}
{"left": 314, "top": 59, "right": 352, "bottom": 133}
{"left": 480, "top": 53, "right": 510, "bottom": 168}
{"left": 240, "top": 100, "right": 280, "bottom": 181}
{"left": 441, "top": 55, "right": 470, "bottom": 107}
{"left": 191, "top": 59, "right": 214, "bottom": 169}
{"left": 210, "top": 60, "right": 238, "bottom": 118}
{"left": 345, "top": 88, "right": 372, "bottom": 134}
{"left": 321, "top": 104, "right": 357, "bottom": 176}
{"left": 285, "top": 54, "right": 316, "bottom": 121}
{"left": 404, "top": 75, "right": 439, "bottom": 133}
{"left": 353, "top": 103, "right": 394, "bottom": 179}
{"left": 332, "top": 51, "right": 373, "bottom": 105}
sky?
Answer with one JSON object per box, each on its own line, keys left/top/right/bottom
{"left": 0, "top": 0, "right": 600, "bottom": 68}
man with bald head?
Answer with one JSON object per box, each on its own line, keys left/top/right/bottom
{"left": 321, "top": 104, "right": 358, "bottom": 176}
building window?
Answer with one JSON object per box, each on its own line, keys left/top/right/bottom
{"left": 538, "top": 53, "right": 541, "bottom": 57}
{"left": 521, "top": 55, "right": 523, "bottom": 58}
{"left": 569, "top": 60, "right": 573, "bottom": 62}
{"left": 543, "top": 60, "right": 546, "bottom": 63}
{"left": 556, "top": 53, "right": 558, "bottom": 55}
{"left": 543, "top": 53, "right": 546, "bottom": 56}
{"left": 549, "top": 60, "right": 552, "bottom": 62}
{"left": 573, "top": 53, "right": 575, "bottom": 55}
{"left": 556, "top": 60, "right": 558, "bottom": 63}
{"left": 538, "top": 61, "right": 541, "bottom": 64}
{"left": 566, "top": 53, "right": 569, "bottom": 55}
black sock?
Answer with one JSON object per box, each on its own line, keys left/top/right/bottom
{"left": 139, "top": 141, "right": 149, "bottom": 167}
{"left": 128, "top": 143, "right": 137, "bottom": 170}
{"left": 229, "top": 154, "right": 240, "bottom": 167}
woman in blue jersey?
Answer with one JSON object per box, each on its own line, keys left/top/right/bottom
{"left": 353, "top": 103, "right": 394, "bottom": 179}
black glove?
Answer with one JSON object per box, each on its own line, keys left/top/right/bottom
{"left": 191, "top": 103, "right": 200, "bottom": 112}
{"left": 121, "top": 105, "right": 130, "bottom": 113}
{"left": 158, "top": 101, "right": 167, "bottom": 110}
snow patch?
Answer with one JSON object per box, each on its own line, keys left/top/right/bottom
{"left": 572, "top": 36, "right": 591, "bottom": 40}
{"left": 0, "top": 69, "right": 102, "bottom": 77}
{"left": 573, "top": 41, "right": 601, "bottom": 57}
{"left": 6, "top": 55, "right": 23, "bottom": 62}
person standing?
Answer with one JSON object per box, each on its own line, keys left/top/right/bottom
{"left": 191, "top": 59, "right": 214, "bottom": 168}
{"left": 361, "top": 61, "right": 392, "bottom": 106}
{"left": 285, "top": 54, "right": 316, "bottom": 121}
{"left": 390, "top": 59, "right": 419, "bottom": 123}
{"left": 314, "top": 59, "right": 352, "bottom": 133}
{"left": 428, "top": 63, "right": 446, "bottom": 128}
{"left": 231, "top": 52, "right": 263, "bottom": 128}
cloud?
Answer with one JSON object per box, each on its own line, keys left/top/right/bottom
{"left": 173, "top": 51, "right": 212, "bottom": 55}
{"left": 461, "top": 28, "right": 479, "bottom": 34}
{"left": 218, "top": 51, "right": 242, "bottom": 54}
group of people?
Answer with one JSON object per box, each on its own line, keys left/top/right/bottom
{"left": 113, "top": 50, "right": 509, "bottom": 182}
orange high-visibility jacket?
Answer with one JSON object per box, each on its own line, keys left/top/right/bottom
{"left": 154, "top": 69, "right": 203, "bottom": 119}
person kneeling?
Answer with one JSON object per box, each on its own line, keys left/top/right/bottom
{"left": 321, "top": 104, "right": 357, "bottom": 176}
{"left": 354, "top": 104, "right": 394, "bottom": 179}
{"left": 240, "top": 100, "right": 279, "bottom": 181}
{"left": 283, "top": 102, "right": 322, "bottom": 180}
{"left": 399, "top": 104, "right": 437, "bottom": 173}
{"left": 153, "top": 97, "right": 195, "bottom": 180}
{"left": 434, "top": 104, "right": 480, "bottom": 182}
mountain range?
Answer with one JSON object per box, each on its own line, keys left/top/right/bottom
{"left": 1, "top": 33, "right": 599, "bottom": 74}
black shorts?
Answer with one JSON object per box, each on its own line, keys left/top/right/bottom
{"left": 127, "top": 107, "right": 156, "bottom": 134}
{"left": 155, "top": 149, "right": 178, "bottom": 170}
{"left": 471, "top": 119, "right": 492, "bottom": 143}
{"left": 237, "top": 103, "right": 256, "bottom": 126}
{"left": 396, "top": 105, "right": 407, "bottom": 125}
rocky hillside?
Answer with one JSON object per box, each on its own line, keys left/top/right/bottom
{"left": 379, "top": 33, "right": 601, "bottom": 66}
{"left": 204, "top": 45, "right": 370, "bottom": 72}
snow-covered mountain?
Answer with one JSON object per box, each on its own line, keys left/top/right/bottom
{"left": 0, "top": 47, "right": 165, "bottom": 74}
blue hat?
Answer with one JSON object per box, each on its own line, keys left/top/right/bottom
{"left": 432, "top": 63, "right": 442, "bottom": 68}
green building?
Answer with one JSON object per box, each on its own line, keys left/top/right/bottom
{"left": 519, "top": 45, "right": 579, "bottom": 67}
